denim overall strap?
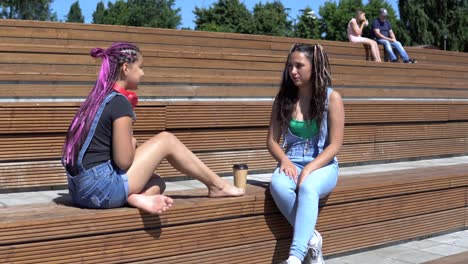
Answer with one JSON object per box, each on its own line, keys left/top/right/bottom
{"left": 316, "top": 87, "right": 333, "bottom": 151}
{"left": 76, "top": 92, "right": 118, "bottom": 171}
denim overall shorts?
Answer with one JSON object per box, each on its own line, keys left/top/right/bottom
{"left": 65, "top": 92, "right": 132, "bottom": 209}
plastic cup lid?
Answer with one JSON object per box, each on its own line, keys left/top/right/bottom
{"left": 233, "top": 164, "right": 248, "bottom": 170}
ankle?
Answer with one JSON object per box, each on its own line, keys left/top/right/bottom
{"left": 287, "top": 255, "right": 301, "bottom": 264}
{"left": 208, "top": 178, "right": 225, "bottom": 190}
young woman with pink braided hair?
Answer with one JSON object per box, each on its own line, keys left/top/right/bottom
{"left": 62, "top": 42, "right": 244, "bottom": 214}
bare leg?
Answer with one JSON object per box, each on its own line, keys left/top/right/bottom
{"left": 361, "top": 38, "right": 382, "bottom": 62}
{"left": 140, "top": 173, "right": 166, "bottom": 195}
{"left": 371, "top": 40, "right": 382, "bottom": 62}
{"left": 126, "top": 131, "right": 244, "bottom": 197}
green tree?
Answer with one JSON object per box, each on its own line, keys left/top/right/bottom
{"left": 94, "top": 0, "right": 128, "bottom": 25}
{"left": 295, "top": 7, "right": 320, "bottom": 39}
{"left": 92, "top": 1, "right": 105, "bottom": 24}
{"left": 319, "top": 0, "right": 363, "bottom": 41}
{"left": 66, "top": 1, "right": 84, "bottom": 23}
{"left": 126, "top": 0, "right": 181, "bottom": 28}
{"left": 399, "top": 0, "right": 468, "bottom": 51}
{"left": 252, "top": 1, "right": 291, "bottom": 37}
{"left": 193, "top": 0, "right": 255, "bottom": 34}
{"left": 92, "top": 0, "right": 181, "bottom": 28}
{"left": 0, "top": 0, "right": 57, "bottom": 21}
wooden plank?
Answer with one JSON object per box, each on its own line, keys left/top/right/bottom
{"left": 1, "top": 52, "right": 466, "bottom": 81}
{"left": 165, "top": 104, "right": 271, "bottom": 128}
{"left": 0, "top": 45, "right": 466, "bottom": 99}
{"left": 344, "top": 103, "right": 450, "bottom": 123}
{"left": 2, "top": 51, "right": 466, "bottom": 86}
{"left": 1, "top": 137, "right": 467, "bottom": 190}
{"left": 134, "top": 239, "right": 290, "bottom": 264}
{"left": 2, "top": 47, "right": 467, "bottom": 76}
{"left": 0, "top": 215, "right": 291, "bottom": 264}
{"left": 0, "top": 163, "right": 466, "bottom": 263}
{"left": 2, "top": 122, "right": 465, "bottom": 161}
{"left": 0, "top": 196, "right": 464, "bottom": 263}
{"left": 316, "top": 188, "right": 466, "bottom": 231}
{"left": 328, "top": 164, "right": 468, "bottom": 204}
{"left": 323, "top": 208, "right": 465, "bottom": 255}
{"left": 0, "top": 178, "right": 465, "bottom": 256}
{"left": 0, "top": 106, "right": 166, "bottom": 134}
{"left": 0, "top": 19, "right": 466, "bottom": 68}
{"left": 421, "top": 251, "right": 468, "bottom": 264}
{"left": 0, "top": 188, "right": 264, "bottom": 245}
{"left": 3, "top": 83, "right": 468, "bottom": 99}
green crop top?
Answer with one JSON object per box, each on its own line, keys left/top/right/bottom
{"left": 289, "top": 119, "right": 319, "bottom": 139}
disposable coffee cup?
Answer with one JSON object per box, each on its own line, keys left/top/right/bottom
{"left": 233, "top": 164, "right": 248, "bottom": 190}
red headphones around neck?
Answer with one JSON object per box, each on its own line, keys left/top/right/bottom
{"left": 113, "top": 83, "right": 138, "bottom": 108}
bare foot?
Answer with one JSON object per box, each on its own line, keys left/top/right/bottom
{"left": 128, "top": 193, "right": 174, "bottom": 214}
{"left": 208, "top": 181, "right": 245, "bottom": 198}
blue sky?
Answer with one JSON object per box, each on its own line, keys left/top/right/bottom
{"left": 51, "top": 0, "right": 399, "bottom": 29}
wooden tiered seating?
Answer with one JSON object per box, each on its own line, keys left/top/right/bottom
{"left": 2, "top": 100, "right": 468, "bottom": 191}
{"left": 0, "top": 19, "right": 467, "bottom": 263}
{"left": 1, "top": 19, "right": 467, "bottom": 67}
{"left": 1, "top": 164, "right": 467, "bottom": 263}
{"left": 1, "top": 44, "right": 467, "bottom": 99}
{"left": 1, "top": 41, "right": 467, "bottom": 190}
{"left": 422, "top": 251, "right": 468, "bottom": 264}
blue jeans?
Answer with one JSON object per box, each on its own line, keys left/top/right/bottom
{"left": 269, "top": 156, "right": 338, "bottom": 261}
{"left": 377, "top": 39, "right": 409, "bottom": 62}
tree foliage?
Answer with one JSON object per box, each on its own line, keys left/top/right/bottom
{"left": 318, "top": 0, "right": 363, "bottom": 41}
{"left": 66, "top": 1, "right": 84, "bottom": 23}
{"left": 252, "top": 1, "right": 291, "bottom": 36}
{"left": 92, "top": 1, "right": 106, "bottom": 24}
{"left": 399, "top": 0, "right": 468, "bottom": 51}
{"left": 92, "top": 0, "right": 181, "bottom": 29}
{"left": 295, "top": 7, "right": 321, "bottom": 39}
{"left": 194, "top": 0, "right": 255, "bottom": 34}
{"left": 0, "top": 0, "right": 57, "bottom": 21}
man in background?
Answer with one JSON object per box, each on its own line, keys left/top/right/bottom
{"left": 372, "top": 8, "right": 417, "bottom": 63}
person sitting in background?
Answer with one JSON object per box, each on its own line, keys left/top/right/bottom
{"left": 347, "top": 9, "right": 382, "bottom": 62}
{"left": 372, "top": 8, "right": 417, "bottom": 63}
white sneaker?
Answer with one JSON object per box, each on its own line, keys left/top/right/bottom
{"left": 304, "top": 230, "right": 324, "bottom": 264}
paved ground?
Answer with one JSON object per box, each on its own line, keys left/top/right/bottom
{"left": 2, "top": 156, "right": 468, "bottom": 263}
{"left": 327, "top": 230, "right": 468, "bottom": 264}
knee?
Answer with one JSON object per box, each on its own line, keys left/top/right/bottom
{"left": 298, "top": 183, "right": 319, "bottom": 200}
{"left": 379, "top": 40, "right": 390, "bottom": 46}
{"left": 153, "top": 131, "right": 177, "bottom": 144}
{"left": 270, "top": 169, "right": 283, "bottom": 192}
{"left": 270, "top": 169, "right": 292, "bottom": 196}
{"left": 158, "top": 131, "right": 175, "bottom": 140}
{"left": 145, "top": 132, "right": 181, "bottom": 153}
{"left": 391, "top": 42, "right": 403, "bottom": 50}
